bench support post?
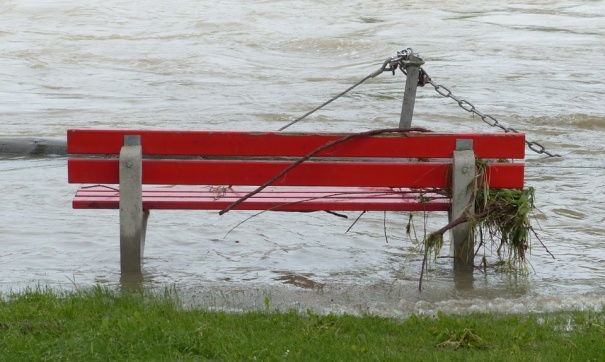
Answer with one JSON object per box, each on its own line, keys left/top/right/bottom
{"left": 119, "top": 135, "right": 147, "bottom": 274}
{"left": 450, "top": 139, "right": 475, "bottom": 272}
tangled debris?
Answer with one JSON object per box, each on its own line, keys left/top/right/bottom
{"left": 416, "top": 160, "right": 551, "bottom": 290}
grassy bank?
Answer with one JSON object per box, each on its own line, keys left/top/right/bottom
{"left": 1, "top": 287, "right": 604, "bottom": 361}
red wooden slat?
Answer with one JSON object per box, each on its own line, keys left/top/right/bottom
{"left": 483, "top": 163, "right": 525, "bottom": 188}
{"left": 68, "top": 159, "right": 450, "bottom": 187}
{"left": 73, "top": 186, "right": 448, "bottom": 200}
{"left": 67, "top": 129, "right": 525, "bottom": 159}
{"left": 95, "top": 186, "right": 410, "bottom": 196}
{"left": 68, "top": 158, "right": 523, "bottom": 188}
{"left": 72, "top": 186, "right": 451, "bottom": 212}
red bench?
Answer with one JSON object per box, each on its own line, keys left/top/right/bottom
{"left": 67, "top": 129, "right": 525, "bottom": 274}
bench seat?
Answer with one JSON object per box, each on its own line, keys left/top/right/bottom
{"left": 73, "top": 186, "right": 450, "bottom": 212}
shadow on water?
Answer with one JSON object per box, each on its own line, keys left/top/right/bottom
{"left": 453, "top": 270, "right": 474, "bottom": 291}
{"left": 452, "top": 269, "right": 532, "bottom": 300}
{"left": 119, "top": 271, "right": 145, "bottom": 292}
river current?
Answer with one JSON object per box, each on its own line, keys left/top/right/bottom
{"left": 1, "top": 0, "right": 605, "bottom": 316}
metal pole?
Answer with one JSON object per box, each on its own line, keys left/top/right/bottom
{"left": 120, "top": 135, "right": 145, "bottom": 274}
{"left": 450, "top": 139, "right": 475, "bottom": 272}
{"left": 399, "top": 53, "right": 425, "bottom": 129}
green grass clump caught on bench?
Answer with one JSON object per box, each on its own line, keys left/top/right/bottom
{"left": 1, "top": 287, "right": 604, "bottom": 361}
{"left": 418, "top": 159, "right": 543, "bottom": 279}
{"left": 474, "top": 186, "right": 536, "bottom": 266}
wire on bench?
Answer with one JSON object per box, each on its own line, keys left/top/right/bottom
{"left": 277, "top": 58, "right": 393, "bottom": 131}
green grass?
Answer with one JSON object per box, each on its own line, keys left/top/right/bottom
{"left": 1, "top": 286, "right": 604, "bottom": 361}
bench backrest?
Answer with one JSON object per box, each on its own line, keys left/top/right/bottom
{"left": 67, "top": 129, "right": 525, "bottom": 188}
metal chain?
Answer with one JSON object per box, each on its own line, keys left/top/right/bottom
{"left": 279, "top": 50, "right": 562, "bottom": 158}
{"left": 423, "top": 70, "right": 562, "bottom": 157}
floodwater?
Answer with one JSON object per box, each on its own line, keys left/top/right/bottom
{"left": 1, "top": 0, "right": 605, "bottom": 316}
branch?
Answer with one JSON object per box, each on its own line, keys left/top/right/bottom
{"left": 345, "top": 211, "right": 366, "bottom": 234}
{"left": 219, "top": 127, "right": 430, "bottom": 215}
{"left": 530, "top": 225, "right": 555, "bottom": 259}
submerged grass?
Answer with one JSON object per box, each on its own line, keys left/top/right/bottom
{"left": 1, "top": 286, "right": 604, "bottom": 361}
{"left": 419, "top": 159, "right": 540, "bottom": 278}
{"left": 472, "top": 160, "right": 537, "bottom": 268}
{"left": 474, "top": 186, "right": 535, "bottom": 265}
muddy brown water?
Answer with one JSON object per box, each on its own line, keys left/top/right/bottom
{"left": 1, "top": 0, "right": 605, "bottom": 316}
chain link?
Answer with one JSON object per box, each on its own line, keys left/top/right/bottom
{"left": 424, "top": 71, "right": 562, "bottom": 157}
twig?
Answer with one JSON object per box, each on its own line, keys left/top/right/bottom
{"left": 325, "top": 210, "right": 348, "bottom": 218}
{"left": 423, "top": 165, "right": 501, "bottom": 245}
{"left": 383, "top": 211, "right": 389, "bottom": 244}
{"left": 473, "top": 239, "right": 485, "bottom": 259}
{"left": 219, "top": 127, "right": 430, "bottom": 215}
{"left": 530, "top": 225, "right": 555, "bottom": 259}
{"left": 419, "top": 238, "right": 429, "bottom": 292}
{"left": 526, "top": 257, "right": 537, "bottom": 274}
{"left": 222, "top": 191, "right": 392, "bottom": 238}
{"left": 345, "top": 211, "right": 366, "bottom": 234}
{"left": 426, "top": 207, "right": 493, "bottom": 243}
{"left": 223, "top": 209, "right": 268, "bottom": 239}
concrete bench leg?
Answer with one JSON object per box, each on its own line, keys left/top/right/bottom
{"left": 450, "top": 140, "right": 476, "bottom": 272}
{"left": 119, "top": 135, "right": 147, "bottom": 274}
